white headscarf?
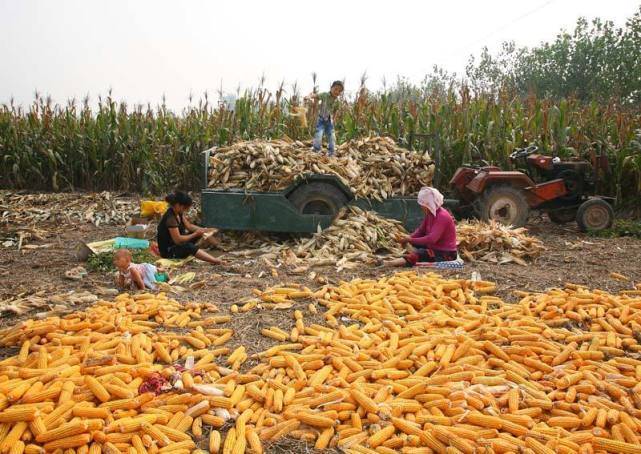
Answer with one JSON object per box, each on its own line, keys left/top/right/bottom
{"left": 417, "top": 187, "right": 444, "bottom": 216}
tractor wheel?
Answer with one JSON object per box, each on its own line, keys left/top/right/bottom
{"left": 576, "top": 198, "right": 614, "bottom": 232}
{"left": 548, "top": 208, "right": 578, "bottom": 224}
{"left": 288, "top": 182, "right": 349, "bottom": 216}
{"left": 478, "top": 186, "right": 530, "bottom": 227}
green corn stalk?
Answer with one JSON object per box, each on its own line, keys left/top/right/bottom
{"left": 0, "top": 83, "right": 640, "bottom": 206}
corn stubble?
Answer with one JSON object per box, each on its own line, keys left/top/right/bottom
{"left": 1, "top": 272, "right": 641, "bottom": 452}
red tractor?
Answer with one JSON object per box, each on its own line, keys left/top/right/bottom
{"left": 450, "top": 146, "right": 615, "bottom": 231}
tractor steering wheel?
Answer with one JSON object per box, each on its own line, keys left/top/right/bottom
{"left": 509, "top": 145, "right": 538, "bottom": 160}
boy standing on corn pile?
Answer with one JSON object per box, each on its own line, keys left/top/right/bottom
{"left": 309, "top": 80, "right": 344, "bottom": 156}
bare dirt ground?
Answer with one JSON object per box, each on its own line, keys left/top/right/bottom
{"left": 1, "top": 193, "right": 640, "bottom": 452}
{"left": 2, "top": 205, "right": 640, "bottom": 346}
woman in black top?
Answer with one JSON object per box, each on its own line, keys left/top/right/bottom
{"left": 157, "top": 191, "right": 223, "bottom": 265}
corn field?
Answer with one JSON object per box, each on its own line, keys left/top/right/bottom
{"left": 1, "top": 87, "right": 640, "bottom": 206}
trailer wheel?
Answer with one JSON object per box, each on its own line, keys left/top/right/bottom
{"left": 576, "top": 198, "right": 614, "bottom": 232}
{"left": 478, "top": 186, "right": 530, "bottom": 227}
{"left": 288, "top": 182, "right": 349, "bottom": 216}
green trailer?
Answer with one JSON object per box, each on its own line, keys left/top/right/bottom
{"left": 200, "top": 148, "right": 456, "bottom": 233}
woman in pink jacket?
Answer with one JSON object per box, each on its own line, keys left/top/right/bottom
{"left": 385, "top": 187, "right": 458, "bottom": 267}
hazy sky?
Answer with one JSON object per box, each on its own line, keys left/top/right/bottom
{"left": 0, "top": 0, "right": 638, "bottom": 110}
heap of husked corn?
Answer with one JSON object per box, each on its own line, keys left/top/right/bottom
{"left": 0, "top": 292, "right": 238, "bottom": 454}
{"left": 3, "top": 273, "right": 641, "bottom": 453}
{"left": 207, "top": 136, "right": 434, "bottom": 200}
{"left": 247, "top": 272, "right": 641, "bottom": 454}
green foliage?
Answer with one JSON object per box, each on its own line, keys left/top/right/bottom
{"left": 589, "top": 220, "right": 641, "bottom": 239}
{"left": 1, "top": 86, "right": 640, "bottom": 205}
{"left": 86, "top": 249, "right": 158, "bottom": 272}
{"left": 466, "top": 6, "right": 641, "bottom": 103}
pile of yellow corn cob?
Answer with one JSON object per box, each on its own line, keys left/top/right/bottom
{"left": 248, "top": 273, "right": 641, "bottom": 454}
{"left": 0, "top": 293, "right": 237, "bottom": 453}
{"left": 2, "top": 273, "right": 641, "bottom": 453}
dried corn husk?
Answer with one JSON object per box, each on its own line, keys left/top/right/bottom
{"left": 457, "top": 220, "right": 544, "bottom": 265}
{"left": 0, "top": 290, "right": 98, "bottom": 316}
{"left": 228, "top": 207, "right": 407, "bottom": 271}
{"left": 0, "top": 191, "right": 138, "bottom": 228}
{"left": 227, "top": 212, "right": 542, "bottom": 269}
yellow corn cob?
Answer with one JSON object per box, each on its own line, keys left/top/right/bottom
{"left": 174, "top": 415, "right": 193, "bottom": 433}
{"left": 109, "top": 415, "right": 157, "bottom": 433}
{"left": 7, "top": 380, "right": 33, "bottom": 403}
{"left": 8, "top": 441, "right": 24, "bottom": 454}
{"left": 192, "top": 417, "right": 203, "bottom": 438}
{"left": 103, "top": 383, "right": 135, "bottom": 400}
{"left": 295, "top": 412, "right": 335, "bottom": 428}
{"left": 84, "top": 376, "right": 110, "bottom": 403}
{"left": 259, "top": 419, "right": 299, "bottom": 441}
{"left": 593, "top": 437, "right": 641, "bottom": 454}
{"left": 166, "top": 412, "right": 184, "bottom": 429}
{"left": 132, "top": 434, "right": 148, "bottom": 454}
{"left": 58, "top": 381, "right": 75, "bottom": 405}
{"left": 209, "top": 430, "right": 221, "bottom": 453}
{"left": 547, "top": 416, "right": 582, "bottom": 429}
{"left": 157, "top": 439, "right": 196, "bottom": 452}
{"left": 464, "top": 413, "right": 502, "bottom": 430}
{"left": 142, "top": 422, "right": 170, "bottom": 447}
{"left": 308, "top": 365, "right": 333, "bottom": 387}
{"left": 36, "top": 420, "right": 90, "bottom": 443}
{"left": 229, "top": 436, "right": 245, "bottom": 454}
{"left": 205, "top": 397, "right": 232, "bottom": 410}
{"left": 17, "top": 341, "right": 30, "bottom": 364}
{"left": 101, "top": 442, "right": 121, "bottom": 454}
{"left": 350, "top": 389, "right": 378, "bottom": 413}
{"left": 72, "top": 407, "right": 110, "bottom": 419}
{"left": 28, "top": 416, "right": 47, "bottom": 437}
{"left": 156, "top": 424, "right": 192, "bottom": 442}
{"left": 20, "top": 383, "right": 62, "bottom": 404}
{"left": 367, "top": 424, "right": 395, "bottom": 448}
{"left": 525, "top": 436, "right": 556, "bottom": 454}
{"left": 222, "top": 427, "right": 236, "bottom": 454}
{"left": 201, "top": 414, "right": 225, "bottom": 428}
{"left": 21, "top": 381, "right": 43, "bottom": 402}
{"left": 0, "top": 407, "right": 38, "bottom": 423}
{"left": 1, "top": 421, "right": 28, "bottom": 452}
{"left": 23, "top": 445, "right": 44, "bottom": 454}
{"left": 43, "top": 433, "right": 91, "bottom": 451}
{"left": 245, "top": 427, "right": 262, "bottom": 454}
{"left": 314, "top": 427, "right": 334, "bottom": 449}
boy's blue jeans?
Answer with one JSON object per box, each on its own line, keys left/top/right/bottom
{"left": 313, "top": 117, "right": 336, "bottom": 156}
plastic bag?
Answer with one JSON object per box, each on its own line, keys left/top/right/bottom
{"left": 140, "top": 200, "right": 168, "bottom": 218}
{"left": 114, "top": 237, "right": 150, "bottom": 250}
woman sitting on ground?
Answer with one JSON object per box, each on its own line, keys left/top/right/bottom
{"left": 157, "top": 190, "right": 224, "bottom": 265}
{"left": 384, "top": 187, "right": 458, "bottom": 267}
